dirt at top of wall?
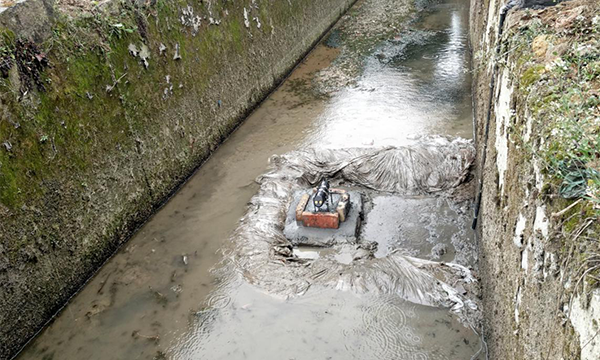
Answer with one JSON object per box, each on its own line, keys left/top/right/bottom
{"left": 55, "top": 0, "right": 98, "bottom": 14}
{"left": 54, "top": 0, "right": 143, "bottom": 16}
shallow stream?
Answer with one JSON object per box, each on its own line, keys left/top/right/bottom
{"left": 18, "top": 0, "right": 480, "bottom": 359}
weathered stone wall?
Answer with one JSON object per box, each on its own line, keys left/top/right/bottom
{"left": 0, "top": 0, "right": 355, "bottom": 358}
{"left": 470, "top": 0, "right": 600, "bottom": 359}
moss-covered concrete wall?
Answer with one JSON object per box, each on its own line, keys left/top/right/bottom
{"left": 470, "top": 0, "right": 600, "bottom": 358}
{"left": 0, "top": 0, "right": 355, "bottom": 357}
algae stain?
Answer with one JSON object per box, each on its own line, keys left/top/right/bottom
{"left": 520, "top": 65, "right": 545, "bottom": 89}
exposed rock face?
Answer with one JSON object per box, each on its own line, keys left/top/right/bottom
{"left": 0, "top": 0, "right": 356, "bottom": 358}
{"left": 0, "top": 0, "right": 55, "bottom": 42}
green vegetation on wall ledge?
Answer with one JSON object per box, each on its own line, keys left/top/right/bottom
{"left": 509, "top": 7, "right": 600, "bottom": 214}
{"left": 0, "top": 0, "right": 286, "bottom": 210}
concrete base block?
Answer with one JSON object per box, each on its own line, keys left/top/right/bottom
{"left": 284, "top": 190, "right": 362, "bottom": 247}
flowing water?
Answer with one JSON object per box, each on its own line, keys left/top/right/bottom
{"left": 17, "top": 0, "right": 480, "bottom": 359}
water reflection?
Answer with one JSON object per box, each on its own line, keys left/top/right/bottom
{"left": 168, "top": 1, "right": 479, "bottom": 359}
{"left": 170, "top": 283, "right": 479, "bottom": 360}
{"left": 307, "top": 0, "right": 472, "bottom": 149}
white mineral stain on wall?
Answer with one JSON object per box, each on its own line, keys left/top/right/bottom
{"left": 495, "top": 68, "right": 512, "bottom": 195}
{"left": 571, "top": 291, "right": 600, "bottom": 360}
{"left": 542, "top": 252, "right": 557, "bottom": 280}
{"left": 244, "top": 7, "right": 250, "bottom": 28}
{"left": 513, "top": 213, "right": 526, "bottom": 248}
{"left": 522, "top": 239, "right": 529, "bottom": 273}
{"left": 533, "top": 205, "right": 549, "bottom": 239}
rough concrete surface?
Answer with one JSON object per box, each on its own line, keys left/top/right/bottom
{"left": 470, "top": 0, "right": 600, "bottom": 358}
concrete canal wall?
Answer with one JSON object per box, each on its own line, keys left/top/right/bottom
{"left": 0, "top": 0, "right": 355, "bottom": 357}
{"left": 470, "top": 0, "right": 600, "bottom": 358}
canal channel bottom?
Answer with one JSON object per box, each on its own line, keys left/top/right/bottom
{"left": 14, "top": 0, "right": 479, "bottom": 359}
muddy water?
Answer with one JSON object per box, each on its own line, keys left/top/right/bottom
{"left": 18, "top": 0, "right": 478, "bottom": 359}
{"left": 363, "top": 195, "right": 475, "bottom": 265}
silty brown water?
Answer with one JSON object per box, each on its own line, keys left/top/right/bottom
{"left": 17, "top": 0, "right": 481, "bottom": 359}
